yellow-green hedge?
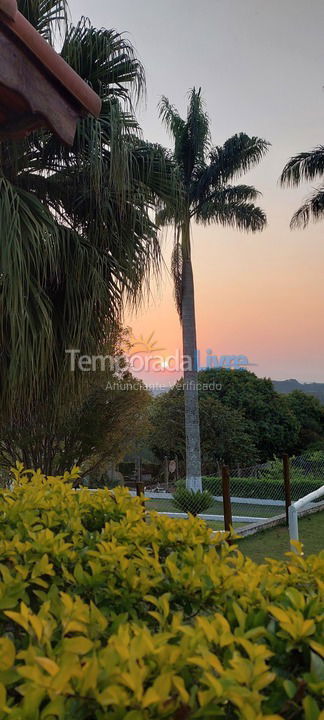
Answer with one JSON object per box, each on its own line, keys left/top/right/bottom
{"left": 0, "top": 464, "right": 322, "bottom": 719}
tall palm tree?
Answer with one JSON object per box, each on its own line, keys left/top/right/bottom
{"left": 280, "top": 144, "right": 324, "bottom": 227}
{"left": 0, "top": 0, "right": 175, "bottom": 418}
{"left": 158, "top": 88, "right": 269, "bottom": 491}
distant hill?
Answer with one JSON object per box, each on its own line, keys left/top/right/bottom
{"left": 150, "top": 377, "right": 324, "bottom": 404}
{"left": 273, "top": 379, "right": 324, "bottom": 404}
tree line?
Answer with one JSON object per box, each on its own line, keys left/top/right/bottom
{"left": 148, "top": 370, "right": 324, "bottom": 476}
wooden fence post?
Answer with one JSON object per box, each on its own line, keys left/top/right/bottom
{"left": 136, "top": 481, "right": 145, "bottom": 497}
{"left": 283, "top": 454, "right": 291, "bottom": 526}
{"left": 136, "top": 480, "right": 145, "bottom": 518}
{"left": 222, "top": 465, "right": 232, "bottom": 537}
{"left": 164, "top": 456, "right": 169, "bottom": 490}
{"left": 137, "top": 455, "right": 142, "bottom": 484}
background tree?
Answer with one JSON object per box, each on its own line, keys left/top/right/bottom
{"left": 281, "top": 140, "right": 324, "bottom": 226}
{"left": 285, "top": 390, "right": 324, "bottom": 454}
{"left": 0, "top": 0, "right": 176, "bottom": 421}
{"left": 149, "top": 380, "right": 259, "bottom": 475}
{"left": 0, "top": 348, "right": 151, "bottom": 477}
{"left": 198, "top": 369, "right": 300, "bottom": 461}
{"left": 158, "top": 88, "right": 268, "bottom": 490}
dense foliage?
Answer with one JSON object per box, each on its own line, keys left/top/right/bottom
{"left": 285, "top": 392, "right": 324, "bottom": 454}
{"left": 0, "top": 360, "right": 150, "bottom": 477}
{"left": 199, "top": 370, "right": 302, "bottom": 462}
{"left": 202, "top": 475, "right": 323, "bottom": 501}
{"left": 0, "top": 466, "right": 322, "bottom": 719}
{"left": 149, "top": 381, "right": 259, "bottom": 473}
{"left": 149, "top": 370, "right": 309, "bottom": 470}
{"left": 0, "top": 0, "right": 175, "bottom": 419}
{"left": 0, "top": 0, "right": 173, "bottom": 481}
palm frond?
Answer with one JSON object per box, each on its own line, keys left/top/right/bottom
{"left": 0, "top": 177, "right": 58, "bottom": 409}
{"left": 196, "top": 199, "right": 267, "bottom": 232}
{"left": 131, "top": 142, "right": 179, "bottom": 205}
{"left": 159, "top": 97, "right": 185, "bottom": 140}
{"left": 186, "top": 87, "right": 210, "bottom": 165}
{"left": 280, "top": 147, "right": 324, "bottom": 187}
{"left": 158, "top": 89, "right": 268, "bottom": 308}
{"left": 156, "top": 205, "right": 177, "bottom": 226}
{"left": 180, "top": 88, "right": 209, "bottom": 186}
{"left": 62, "top": 19, "right": 145, "bottom": 105}
{"left": 203, "top": 133, "right": 269, "bottom": 188}
{"left": 159, "top": 89, "right": 210, "bottom": 186}
{"left": 191, "top": 184, "right": 261, "bottom": 216}
{"left": 290, "top": 187, "right": 324, "bottom": 228}
{"left": 22, "top": 18, "right": 150, "bottom": 232}
{"left": 23, "top": 18, "right": 146, "bottom": 199}
{"left": 17, "top": 0, "right": 68, "bottom": 43}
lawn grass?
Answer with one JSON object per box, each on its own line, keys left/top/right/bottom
{"left": 238, "top": 511, "right": 324, "bottom": 563}
{"left": 145, "top": 498, "right": 281, "bottom": 532}
{"left": 146, "top": 497, "right": 283, "bottom": 533}
{"left": 146, "top": 498, "right": 280, "bottom": 519}
{"left": 145, "top": 499, "right": 324, "bottom": 546}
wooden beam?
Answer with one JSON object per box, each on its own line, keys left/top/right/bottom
{"left": 0, "top": 111, "right": 44, "bottom": 138}
{"left": 0, "top": 0, "right": 17, "bottom": 21}
{"left": 2, "top": 9, "right": 101, "bottom": 118}
{"left": 0, "top": 29, "right": 79, "bottom": 143}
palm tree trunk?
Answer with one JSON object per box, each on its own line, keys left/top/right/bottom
{"left": 181, "top": 221, "right": 202, "bottom": 492}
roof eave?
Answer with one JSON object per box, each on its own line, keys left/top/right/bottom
{"left": 0, "top": 0, "right": 101, "bottom": 119}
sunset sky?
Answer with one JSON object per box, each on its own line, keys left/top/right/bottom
{"left": 71, "top": 0, "right": 324, "bottom": 383}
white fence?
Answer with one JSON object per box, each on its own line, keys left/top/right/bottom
{"left": 130, "top": 491, "right": 286, "bottom": 506}
{"left": 129, "top": 488, "right": 322, "bottom": 529}
{"left": 129, "top": 490, "right": 282, "bottom": 525}
{"left": 151, "top": 511, "right": 268, "bottom": 523}
{"left": 288, "top": 485, "right": 324, "bottom": 550}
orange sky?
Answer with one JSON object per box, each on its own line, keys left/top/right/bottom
{"left": 126, "top": 177, "right": 324, "bottom": 383}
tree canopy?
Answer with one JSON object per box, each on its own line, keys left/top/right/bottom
{"left": 285, "top": 390, "right": 324, "bottom": 454}
{"left": 198, "top": 369, "right": 300, "bottom": 462}
{"left": 0, "top": 0, "right": 176, "bottom": 418}
{"left": 281, "top": 140, "right": 324, "bottom": 227}
{"left": 148, "top": 370, "right": 305, "bottom": 472}
{"left": 149, "top": 378, "right": 259, "bottom": 474}
{"left": 158, "top": 89, "right": 269, "bottom": 316}
{"left": 0, "top": 345, "right": 151, "bottom": 478}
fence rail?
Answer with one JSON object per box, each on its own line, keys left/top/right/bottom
{"left": 129, "top": 451, "right": 324, "bottom": 532}
{"left": 155, "top": 512, "right": 268, "bottom": 523}
{"left": 130, "top": 491, "right": 286, "bottom": 505}
{"left": 288, "top": 485, "right": 324, "bottom": 549}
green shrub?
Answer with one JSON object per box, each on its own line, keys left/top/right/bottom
{"left": 0, "top": 463, "right": 322, "bottom": 719}
{"left": 172, "top": 486, "right": 214, "bottom": 515}
{"left": 203, "top": 475, "right": 323, "bottom": 500}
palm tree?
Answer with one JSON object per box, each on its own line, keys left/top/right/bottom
{"left": 0, "top": 0, "right": 175, "bottom": 418}
{"left": 158, "top": 88, "right": 269, "bottom": 491}
{"left": 280, "top": 145, "right": 324, "bottom": 227}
